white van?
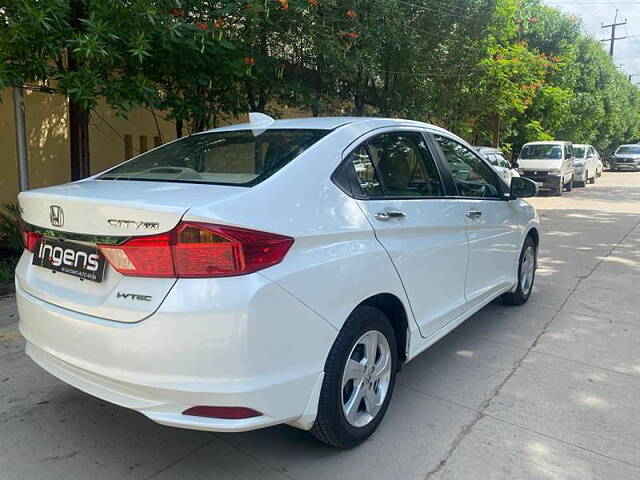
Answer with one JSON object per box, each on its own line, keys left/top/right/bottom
{"left": 518, "top": 141, "right": 575, "bottom": 196}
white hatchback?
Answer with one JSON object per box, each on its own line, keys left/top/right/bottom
{"left": 16, "top": 116, "right": 540, "bottom": 448}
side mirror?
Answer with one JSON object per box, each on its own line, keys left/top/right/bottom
{"left": 510, "top": 176, "right": 538, "bottom": 199}
{"left": 511, "top": 161, "right": 520, "bottom": 169}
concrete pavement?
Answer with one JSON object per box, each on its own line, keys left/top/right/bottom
{"left": 1, "top": 172, "right": 639, "bottom": 479}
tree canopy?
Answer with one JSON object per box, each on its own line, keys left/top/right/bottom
{"left": 1, "top": 0, "right": 639, "bottom": 164}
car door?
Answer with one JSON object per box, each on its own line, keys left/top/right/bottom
{"left": 593, "top": 147, "right": 602, "bottom": 170}
{"left": 563, "top": 143, "right": 575, "bottom": 179}
{"left": 346, "top": 129, "right": 469, "bottom": 338}
{"left": 587, "top": 146, "right": 597, "bottom": 176}
{"left": 432, "top": 134, "right": 520, "bottom": 307}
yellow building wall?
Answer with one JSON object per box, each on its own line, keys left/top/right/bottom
{"left": 0, "top": 88, "right": 176, "bottom": 205}
{"left": 0, "top": 89, "right": 312, "bottom": 206}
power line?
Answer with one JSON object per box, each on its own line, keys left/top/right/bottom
{"left": 390, "top": 0, "right": 479, "bottom": 20}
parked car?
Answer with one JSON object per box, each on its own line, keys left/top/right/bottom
{"left": 16, "top": 116, "right": 540, "bottom": 448}
{"left": 572, "top": 144, "right": 599, "bottom": 187}
{"left": 476, "top": 146, "right": 521, "bottom": 185}
{"left": 610, "top": 144, "right": 640, "bottom": 171}
{"left": 517, "top": 141, "right": 575, "bottom": 195}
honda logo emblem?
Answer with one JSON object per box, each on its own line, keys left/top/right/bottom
{"left": 49, "top": 205, "right": 64, "bottom": 227}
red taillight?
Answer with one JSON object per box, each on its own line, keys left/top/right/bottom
{"left": 100, "top": 233, "right": 174, "bottom": 277}
{"left": 182, "top": 406, "right": 262, "bottom": 419}
{"left": 19, "top": 220, "right": 42, "bottom": 253}
{"left": 98, "top": 222, "right": 293, "bottom": 278}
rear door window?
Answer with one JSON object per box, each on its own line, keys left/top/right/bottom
{"left": 100, "top": 129, "right": 330, "bottom": 186}
{"left": 366, "top": 132, "right": 444, "bottom": 197}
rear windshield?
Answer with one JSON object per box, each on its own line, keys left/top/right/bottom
{"left": 573, "top": 146, "right": 586, "bottom": 158}
{"left": 519, "top": 144, "right": 563, "bottom": 159}
{"left": 616, "top": 145, "right": 640, "bottom": 155}
{"left": 100, "top": 129, "right": 330, "bottom": 186}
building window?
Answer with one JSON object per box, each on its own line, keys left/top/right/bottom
{"left": 139, "top": 135, "right": 148, "bottom": 153}
{"left": 124, "top": 134, "right": 133, "bottom": 160}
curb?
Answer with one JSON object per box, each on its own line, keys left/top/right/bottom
{"left": 0, "top": 282, "right": 15, "bottom": 298}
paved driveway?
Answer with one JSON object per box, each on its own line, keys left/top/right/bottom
{"left": 1, "top": 172, "right": 639, "bottom": 480}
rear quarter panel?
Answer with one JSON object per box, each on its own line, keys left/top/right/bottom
{"left": 182, "top": 126, "right": 417, "bottom": 336}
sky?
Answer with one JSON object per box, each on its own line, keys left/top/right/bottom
{"left": 547, "top": 0, "right": 640, "bottom": 81}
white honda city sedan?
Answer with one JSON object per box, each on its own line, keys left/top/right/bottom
{"left": 16, "top": 116, "right": 540, "bottom": 448}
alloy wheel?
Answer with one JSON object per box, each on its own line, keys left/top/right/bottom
{"left": 520, "top": 245, "right": 535, "bottom": 295}
{"left": 341, "top": 330, "right": 392, "bottom": 428}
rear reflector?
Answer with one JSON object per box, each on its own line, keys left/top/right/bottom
{"left": 98, "top": 222, "right": 293, "bottom": 278}
{"left": 182, "top": 406, "right": 262, "bottom": 419}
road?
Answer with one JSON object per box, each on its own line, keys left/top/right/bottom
{"left": 1, "top": 172, "right": 639, "bottom": 480}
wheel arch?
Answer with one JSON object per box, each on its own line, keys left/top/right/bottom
{"left": 525, "top": 226, "right": 540, "bottom": 270}
{"left": 526, "top": 226, "right": 540, "bottom": 250}
{"left": 356, "top": 293, "right": 409, "bottom": 365}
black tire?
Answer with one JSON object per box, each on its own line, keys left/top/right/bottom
{"left": 502, "top": 236, "right": 537, "bottom": 306}
{"left": 311, "top": 306, "right": 398, "bottom": 448}
{"left": 589, "top": 173, "right": 596, "bottom": 184}
{"left": 565, "top": 176, "right": 573, "bottom": 191}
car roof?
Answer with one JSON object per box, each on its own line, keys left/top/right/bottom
{"left": 200, "top": 116, "right": 451, "bottom": 135}
{"left": 573, "top": 144, "right": 591, "bottom": 148}
{"left": 617, "top": 144, "right": 639, "bottom": 148}
{"left": 475, "top": 146, "right": 502, "bottom": 153}
{"left": 523, "top": 141, "right": 571, "bottom": 146}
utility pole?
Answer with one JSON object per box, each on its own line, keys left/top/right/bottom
{"left": 601, "top": 10, "right": 627, "bottom": 57}
{"left": 12, "top": 86, "right": 29, "bottom": 192}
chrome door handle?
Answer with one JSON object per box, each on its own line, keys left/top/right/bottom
{"left": 375, "top": 210, "right": 406, "bottom": 221}
{"left": 465, "top": 210, "right": 482, "bottom": 219}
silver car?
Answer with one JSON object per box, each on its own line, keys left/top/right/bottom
{"left": 611, "top": 144, "right": 640, "bottom": 171}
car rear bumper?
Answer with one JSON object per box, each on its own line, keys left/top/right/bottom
{"left": 16, "top": 274, "right": 336, "bottom": 432}
{"left": 611, "top": 164, "right": 640, "bottom": 171}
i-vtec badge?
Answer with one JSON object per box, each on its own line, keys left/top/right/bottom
{"left": 116, "top": 292, "right": 152, "bottom": 302}
{"left": 107, "top": 219, "right": 159, "bottom": 230}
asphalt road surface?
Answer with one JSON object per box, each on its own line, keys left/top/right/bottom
{"left": 1, "top": 172, "right": 639, "bottom": 480}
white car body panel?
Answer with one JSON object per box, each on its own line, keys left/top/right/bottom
{"left": 457, "top": 198, "right": 519, "bottom": 305}
{"left": 19, "top": 181, "right": 242, "bottom": 236}
{"left": 356, "top": 196, "right": 469, "bottom": 338}
{"left": 16, "top": 116, "right": 540, "bottom": 435}
{"left": 495, "top": 166, "right": 519, "bottom": 185}
{"left": 573, "top": 144, "right": 598, "bottom": 182}
{"left": 518, "top": 158, "right": 563, "bottom": 172}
